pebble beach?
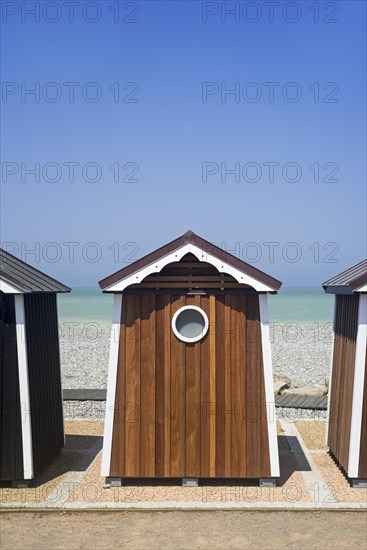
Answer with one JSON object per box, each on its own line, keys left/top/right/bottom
{"left": 59, "top": 322, "right": 332, "bottom": 420}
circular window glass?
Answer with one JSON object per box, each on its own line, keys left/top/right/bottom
{"left": 172, "top": 306, "right": 209, "bottom": 343}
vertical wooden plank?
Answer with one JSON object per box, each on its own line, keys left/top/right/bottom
{"left": 329, "top": 295, "right": 343, "bottom": 453}
{"left": 336, "top": 297, "right": 345, "bottom": 456}
{"left": 179, "top": 297, "right": 186, "bottom": 477}
{"left": 208, "top": 294, "right": 216, "bottom": 476}
{"left": 239, "top": 294, "right": 247, "bottom": 477}
{"left": 342, "top": 296, "right": 353, "bottom": 466}
{"left": 124, "top": 294, "right": 141, "bottom": 476}
{"left": 328, "top": 307, "right": 340, "bottom": 451}
{"left": 224, "top": 295, "right": 231, "bottom": 477}
{"left": 338, "top": 296, "right": 349, "bottom": 466}
{"left": 163, "top": 294, "right": 171, "bottom": 477}
{"left": 230, "top": 295, "right": 241, "bottom": 477}
{"left": 255, "top": 297, "right": 268, "bottom": 476}
{"left": 215, "top": 296, "right": 226, "bottom": 477}
{"left": 185, "top": 295, "right": 197, "bottom": 476}
{"left": 246, "top": 294, "right": 261, "bottom": 478}
{"left": 339, "top": 297, "right": 350, "bottom": 466}
{"left": 140, "top": 295, "right": 155, "bottom": 476}
{"left": 199, "top": 295, "right": 210, "bottom": 477}
{"left": 155, "top": 295, "right": 165, "bottom": 477}
{"left": 344, "top": 295, "right": 354, "bottom": 465}
{"left": 194, "top": 295, "right": 202, "bottom": 476}
{"left": 170, "top": 295, "right": 183, "bottom": 476}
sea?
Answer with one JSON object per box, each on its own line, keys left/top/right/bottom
{"left": 57, "top": 287, "right": 334, "bottom": 325}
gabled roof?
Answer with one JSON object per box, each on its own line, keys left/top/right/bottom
{"left": 99, "top": 230, "right": 282, "bottom": 293}
{"left": 322, "top": 259, "right": 367, "bottom": 294}
{"left": 0, "top": 248, "right": 71, "bottom": 294}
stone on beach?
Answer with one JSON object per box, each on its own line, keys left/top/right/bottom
{"left": 273, "top": 375, "right": 291, "bottom": 395}
{"left": 282, "top": 385, "right": 327, "bottom": 397}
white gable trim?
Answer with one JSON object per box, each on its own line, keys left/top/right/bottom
{"left": 105, "top": 243, "right": 274, "bottom": 293}
{"left": 0, "top": 277, "right": 23, "bottom": 294}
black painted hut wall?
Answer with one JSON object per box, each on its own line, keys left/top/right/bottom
{"left": 0, "top": 294, "right": 24, "bottom": 480}
{"left": 24, "top": 293, "right": 64, "bottom": 477}
{"left": 0, "top": 292, "right": 64, "bottom": 481}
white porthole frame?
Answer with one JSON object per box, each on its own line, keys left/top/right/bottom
{"left": 171, "top": 305, "right": 209, "bottom": 343}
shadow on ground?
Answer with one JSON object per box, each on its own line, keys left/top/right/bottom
{"left": 0, "top": 435, "right": 102, "bottom": 489}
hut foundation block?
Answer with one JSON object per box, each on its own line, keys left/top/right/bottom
{"left": 182, "top": 478, "right": 199, "bottom": 487}
{"left": 11, "top": 480, "right": 28, "bottom": 489}
{"left": 350, "top": 478, "right": 367, "bottom": 489}
{"left": 259, "top": 478, "right": 277, "bottom": 488}
{"left": 105, "top": 477, "right": 122, "bottom": 487}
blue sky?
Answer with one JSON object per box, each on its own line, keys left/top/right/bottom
{"left": 1, "top": 0, "right": 366, "bottom": 287}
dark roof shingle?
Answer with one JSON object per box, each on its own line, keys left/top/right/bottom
{"left": 323, "top": 259, "right": 367, "bottom": 293}
{"left": 0, "top": 248, "right": 71, "bottom": 293}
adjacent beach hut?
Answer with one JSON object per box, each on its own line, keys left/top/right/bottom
{"left": 99, "top": 230, "right": 282, "bottom": 486}
{"left": 323, "top": 260, "right": 367, "bottom": 487}
{"left": 0, "top": 248, "right": 70, "bottom": 485}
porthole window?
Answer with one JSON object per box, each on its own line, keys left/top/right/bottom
{"left": 172, "top": 305, "right": 209, "bottom": 343}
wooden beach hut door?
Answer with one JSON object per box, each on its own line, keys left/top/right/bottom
{"left": 110, "top": 292, "right": 271, "bottom": 479}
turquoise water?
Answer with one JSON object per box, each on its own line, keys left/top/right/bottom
{"left": 57, "top": 287, "right": 334, "bottom": 325}
{"left": 57, "top": 287, "right": 113, "bottom": 324}
{"left": 268, "top": 287, "right": 333, "bottom": 323}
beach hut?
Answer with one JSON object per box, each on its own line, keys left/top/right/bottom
{"left": 323, "top": 260, "right": 367, "bottom": 487}
{"left": 0, "top": 248, "right": 70, "bottom": 485}
{"left": 99, "top": 230, "right": 282, "bottom": 486}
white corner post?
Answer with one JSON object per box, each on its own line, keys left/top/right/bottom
{"left": 14, "top": 295, "right": 34, "bottom": 480}
{"left": 101, "top": 293, "right": 123, "bottom": 477}
{"left": 348, "top": 294, "right": 367, "bottom": 478}
{"left": 325, "top": 297, "right": 337, "bottom": 445}
{"left": 259, "top": 293, "right": 280, "bottom": 478}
